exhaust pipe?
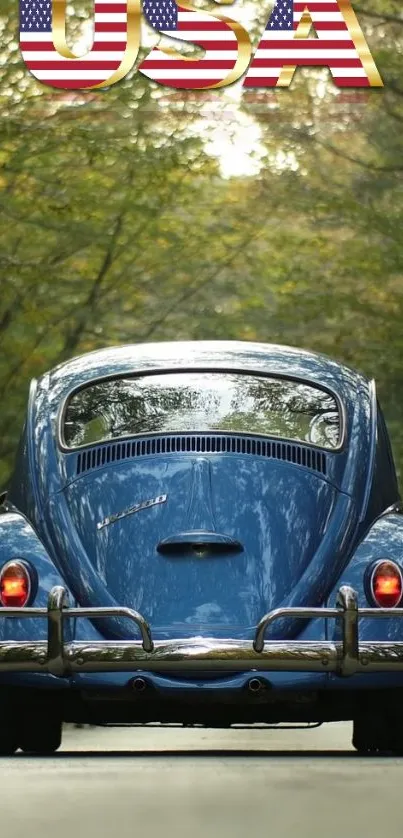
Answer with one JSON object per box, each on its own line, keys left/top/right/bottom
{"left": 248, "top": 677, "right": 264, "bottom": 694}
{"left": 131, "top": 677, "right": 147, "bottom": 693}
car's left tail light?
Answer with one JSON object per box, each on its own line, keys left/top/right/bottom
{"left": 0, "top": 561, "right": 32, "bottom": 607}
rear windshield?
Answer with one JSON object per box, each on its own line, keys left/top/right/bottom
{"left": 62, "top": 372, "right": 341, "bottom": 450}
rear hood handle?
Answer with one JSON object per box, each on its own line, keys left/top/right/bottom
{"left": 157, "top": 530, "right": 243, "bottom": 556}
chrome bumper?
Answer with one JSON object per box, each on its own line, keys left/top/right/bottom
{"left": 1, "top": 586, "right": 403, "bottom": 678}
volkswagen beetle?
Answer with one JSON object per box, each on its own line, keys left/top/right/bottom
{"left": 1, "top": 340, "right": 403, "bottom": 755}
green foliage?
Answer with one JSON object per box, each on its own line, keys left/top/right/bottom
{"left": 240, "top": 0, "right": 403, "bottom": 477}
{"left": 0, "top": 0, "right": 402, "bottom": 488}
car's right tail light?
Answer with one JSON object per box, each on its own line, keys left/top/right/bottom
{"left": 0, "top": 561, "right": 32, "bottom": 608}
{"left": 370, "top": 560, "right": 403, "bottom": 609}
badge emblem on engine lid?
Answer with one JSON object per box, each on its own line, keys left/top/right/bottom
{"left": 97, "top": 494, "right": 167, "bottom": 530}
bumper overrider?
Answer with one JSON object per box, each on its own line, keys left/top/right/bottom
{"left": 1, "top": 586, "right": 403, "bottom": 678}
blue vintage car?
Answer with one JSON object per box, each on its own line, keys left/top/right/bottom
{"left": 1, "top": 340, "right": 403, "bottom": 755}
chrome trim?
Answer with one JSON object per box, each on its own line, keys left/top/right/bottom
{"left": 378, "top": 502, "right": 403, "bottom": 519}
{"left": 359, "top": 378, "right": 378, "bottom": 523}
{"left": 47, "top": 586, "right": 69, "bottom": 677}
{"left": 27, "top": 377, "right": 41, "bottom": 515}
{"left": 337, "top": 585, "right": 359, "bottom": 676}
{"left": 254, "top": 606, "right": 340, "bottom": 653}
{"left": 97, "top": 494, "right": 167, "bottom": 531}
{"left": 1, "top": 586, "right": 403, "bottom": 677}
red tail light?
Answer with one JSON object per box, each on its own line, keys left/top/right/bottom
{"left": 0, "top": 561, "right": 31, "bottom": 608}
{"left": 370, "top": 560, "right": 403, "bottom": 608}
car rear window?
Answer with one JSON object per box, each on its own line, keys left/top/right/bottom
{"left": 62, "top": 372, "right": 341, "bottom": 450}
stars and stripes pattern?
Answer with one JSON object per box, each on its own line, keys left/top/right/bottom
{"left": 244, "top": 0, "right": 372, "bottom": 88}
{"left": 143, "top": 0, "right": 177, "bottom": 30}
{"left": 139, "top": 1, "right": 239, "bottom": 89}
{"left": 19, "top": 0, "right": 129, "bottom": 89}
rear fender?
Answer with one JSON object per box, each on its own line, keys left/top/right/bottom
{"left": 328, "top": 511, "right": 403, "bottom": 642}
{"left": 0, "top": 511, "right": 70, "bottom": 642}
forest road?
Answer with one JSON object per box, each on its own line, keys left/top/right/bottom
{"left": 1, "top": 722, "right": 402, "bottom": 838}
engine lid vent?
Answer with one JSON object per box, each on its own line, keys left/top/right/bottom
{"left": 75, "top": 434, "right": 327, "bottom": 477}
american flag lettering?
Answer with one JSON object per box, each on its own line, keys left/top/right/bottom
{"left": 139, "top": 1, "right": 244, "bottom": 89}
{"left": 18, "top": 0, "right": 382, "bottom": 91}
{"left": 19, "top": 0, "right": 131, "bottom": 89}
{"left": 142, "top": 0, "right": 178, "bottom": 30}
{"left": 243, "top": 0, "right": 383, "bottom": 89}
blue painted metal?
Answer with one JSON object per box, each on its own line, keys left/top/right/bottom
{"left": 3, "top": 341, "right": 402, "bottom": 698}
{"left": 325, "top": 511, "right": 403, "bottom": 690}
{"left": 0, "top": 512, "right": 73, "bottom": 689}
{"left": 47, "top": 456, "right": 338, "bottom": 639}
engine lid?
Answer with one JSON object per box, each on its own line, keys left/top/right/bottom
{"left": 50, "top": 453, "right": 354, "bottom": 640}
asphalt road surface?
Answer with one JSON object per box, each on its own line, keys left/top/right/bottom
{"left": 2, "top": 722, "right": 403, "bottom": 838}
